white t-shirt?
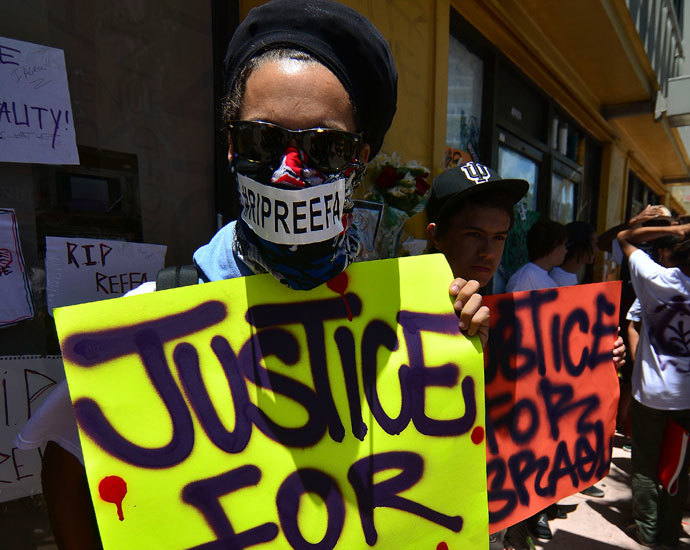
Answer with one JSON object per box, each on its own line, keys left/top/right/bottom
{"left": 506, "top": 262, "right": 559, "bottom": 292}
{"left": 628, "top": 249, "right": 690, "bottom": 410}
{"left": 14, "top": 281, "right": 158, "bottom": 463}
{"left": 612, "top": 239, "right": 624, "bottom": 265}
{"left": 14, "top": 378, "right": 84, "bottom": 463}
{"left": 550, "top": 266, "right": 579, "bottom": 287}
{"left": 626, "top": 298, "right": 641, "bottom": 323}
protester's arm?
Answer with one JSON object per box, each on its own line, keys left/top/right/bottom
{"left": 627, "top": 320, "right": 640, "bottom": 364}
{"left": 449, "top": 278, "right": 490, "bottom": 348}
{"left": 598, "top": 204, "right": 671, "bottom": 252}
{"left": 42, "top": 441, "right": 102, "bottom": 550}
{"left": 616, "top": 223, "right": 689, "bottom": 258}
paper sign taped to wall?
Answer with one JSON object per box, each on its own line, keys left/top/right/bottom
{"left": 483, "top": 282, "right": 621, "bottom": 532}
{"left": 45, "top": 236, "right": 166, "bottom": 314}
{"left": 0, "top": 208, "right": 34, "bottom": 326}
{"left": 0, "top": 355, "right": 64, "bottom": 503}
{"left": 54, "top": 254, "right": 488, "bottom": 550}
{"left": 0, "top": 36, "right": 79, "bottom": 164}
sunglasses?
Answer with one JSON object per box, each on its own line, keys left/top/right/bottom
{"left": 228, "top": 120, "right": 363, "bottom": 173}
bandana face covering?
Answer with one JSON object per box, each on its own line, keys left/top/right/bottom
{"left": 231, "top": 148, "right": 364, "bottom": 290}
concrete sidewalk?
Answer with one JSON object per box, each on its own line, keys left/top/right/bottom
{"left": 532, "top": 432, "right": 690, "bottom": 549}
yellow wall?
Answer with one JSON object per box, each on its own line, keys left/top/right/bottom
{"left": 598, "top": 143, "right": 629, "bottom": 232}
{"left": 595, "top": 142, "right": 628, "bottom": 281}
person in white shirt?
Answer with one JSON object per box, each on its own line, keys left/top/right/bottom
{"left": 550, "top": 221, "right": 598, "bottom": 286}
{"left": 625, "top": 234, "right": 680, "bottom": 366}
{"left": 505, "top": 217, "right": 567, "bottom": 541}
{"left": 617, "top": 221, "right": 690, "bottom": 548}
{"left": 506, "top": 217, "right": 566, "bottom": 292}
{"left": 551, "top": 220, "right": 608, "bottom": 500}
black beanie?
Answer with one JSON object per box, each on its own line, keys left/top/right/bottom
{"left": 223, "top": 0, "right": 398, "bottom": 159}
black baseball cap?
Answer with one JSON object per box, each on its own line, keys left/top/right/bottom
{"left": 425, "top": 161, "right": 529, "bottom": 224}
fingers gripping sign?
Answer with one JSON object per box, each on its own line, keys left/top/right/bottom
{"left": 612, "top": 333, "right": 626, "bottom": 370}
{"left": 449, "top": 278, "right": 490, "bottom": 348}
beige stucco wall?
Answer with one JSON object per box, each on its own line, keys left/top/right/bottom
{"left": 598, "top": 143, "right": 629, "bottom": 231}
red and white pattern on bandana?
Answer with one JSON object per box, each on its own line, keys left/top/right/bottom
{"left": 270, "top": 146, "right": 326, "bottom": 188}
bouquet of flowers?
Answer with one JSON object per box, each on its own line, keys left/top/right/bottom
{"left": 360, "top": 152, "right": 431, "bottom": 258}
{"left": 365, "top": 152, "right": 431, "bottom": 213}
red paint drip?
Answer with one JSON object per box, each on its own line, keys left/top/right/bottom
{"left": 326, "top": 271, "right": 353, "bottom": 321}
{"left": 437, "top": 542, "right": 449, "bottom": 550}
{"left": 471, "top": 426, "right": 485, "bottom": 445}
{"left": 99, "top": 475, "right": 127, "bottom": 521}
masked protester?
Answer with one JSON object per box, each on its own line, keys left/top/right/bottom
{"left": 193, "top": 0, "right": 396, "bottom": 290}
{"left": 17, "top": 2, "right": 489, "bottom": 548}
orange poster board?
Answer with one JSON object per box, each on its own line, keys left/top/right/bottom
{"left": 483, "top": 282, "right": 621, "bottom": 532}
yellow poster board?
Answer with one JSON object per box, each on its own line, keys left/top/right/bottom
{"left": 55, "top": 254, "right": 487, "bottom": 550}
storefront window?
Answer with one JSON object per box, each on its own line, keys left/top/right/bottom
{"left": 550, "top": 172, "right": 576, "bottom": 224}
{"left": 498, "top": 144, "right": 538, "bottom": 211}
{"left": 446, "top": 35, "right": 483, "bottom": 163}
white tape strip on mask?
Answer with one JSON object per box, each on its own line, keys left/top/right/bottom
{"left": 238, "top": 173, "right": 346, "bottom": 245}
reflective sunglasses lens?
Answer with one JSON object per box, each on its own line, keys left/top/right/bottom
{"left": 258, "top": 125, "right": 286, "bottom": 160}
{"left": 230, "top": 124, "right": 255, "bottom": 160}
{"left": 232, "top": 122, "right": 358, "bottom": 172}
{"left": 306, "top": 131, "right": 357, "bottom": 172}
{"left": 232, "top": 123, "right": 280, "bottom": 163}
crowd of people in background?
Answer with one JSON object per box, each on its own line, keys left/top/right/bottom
{"left": 422, "top": 164, "right": 689, "bottom": 550}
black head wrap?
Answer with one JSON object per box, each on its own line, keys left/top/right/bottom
{"left": 223, "top": 0, "right": 397, "bottom": 158}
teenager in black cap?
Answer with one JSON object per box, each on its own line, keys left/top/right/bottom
{"left": 425, "top": 161, "right": 528, "bottom": 290}
{"left": 30, "top": 2, "right": 490, "bottom": 547}
{"left": 425, "top": 162, "right": 527, "bottom": 549}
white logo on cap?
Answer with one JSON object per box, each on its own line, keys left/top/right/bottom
{"left": 461, "top": 162, "right": 491, "bottom": 184}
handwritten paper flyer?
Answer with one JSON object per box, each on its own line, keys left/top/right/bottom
{"left": 45, "top": 236, "right": 167, "bottom": 314}
{"left": 0, "top": 36, "right": 79, "bottom": 164}
{"left": 0, "top": 355, "right": 64, "bottom": 503}
{"left": 0, "top": 208, "right": 34, "bottom": 326}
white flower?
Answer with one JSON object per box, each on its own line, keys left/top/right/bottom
{"left": 399, "top": 172, "right": 416, "bottom": 187}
